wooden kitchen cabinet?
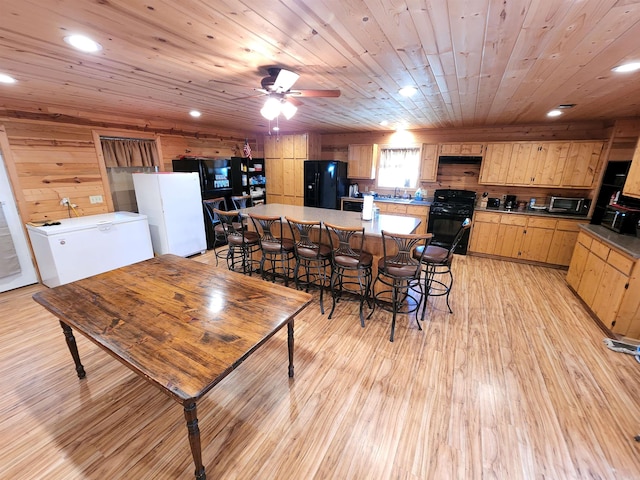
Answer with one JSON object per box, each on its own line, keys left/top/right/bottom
{"left": 547, "top": 219, "right": 586, "bottom": 266}
{"left": 439, "top": 143, "right": 484, "bottom": 155}
{"left": 561, "top": 141, "right": 603, "bottom": 187}
{"left": 622, "top": 136, "right": 640, "bottom": 198}
{"left": 373, "top": 202, "right": 429, "bottom": 234}
{"left": 419, "top": 144, "right": 438, "bottom": 182}
{"left": 265, "top": 133, "right": 320, "bottom": 206}
{"left": 566, "top": 228, "right": 640, "bottom": 339}
{"left": 479, "top": 143, "right": 513, "bottom": 184}
{"left": 479, "top": 140, "right": 604, "bottom": 188}
{"left": 470, "top": 212, "right": 585, "bottom": 266}
{"left": 347, "top": 144, "right": 379, "bottom": 179}
{"left": 519, "top": 217, "right": 556, "bottom": 262}
{"left": 468, "top": 212, "right": 501, "bottom": 255}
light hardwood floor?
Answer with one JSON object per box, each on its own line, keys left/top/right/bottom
{"left": 1, "top": 253, "right": 639, "bottom": 479}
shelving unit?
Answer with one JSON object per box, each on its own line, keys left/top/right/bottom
{"left": 231, "top": 157, "right": 267, "bottom": 205}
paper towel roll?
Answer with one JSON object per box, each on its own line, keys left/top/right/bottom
{"left": 362, "top": 195, "right": 373, "bottom": 220}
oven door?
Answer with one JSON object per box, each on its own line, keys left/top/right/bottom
{"left": 427, "top": 212, "right": 470, "bottom": 254}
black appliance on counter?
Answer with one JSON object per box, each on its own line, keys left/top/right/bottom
{"left": 601, "top": 204, "right": 640, "bottom": 235}
{"left": 427, "top": 189, "right": 476, "bottom": 254}
{"left": 342, "top": 199, "right": 364, "bottom": 212}
{"left": 304, "top": 160, "right": 348, "bottom": 210}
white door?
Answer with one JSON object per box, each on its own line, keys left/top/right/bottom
{"left": 0, "top": 151, "right": 38, "bottom": 292}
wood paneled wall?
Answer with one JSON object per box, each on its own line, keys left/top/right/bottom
{"left": 321, "top": 121, "right": 616, "bottom": 203}
{"left": 0, "top": 117, "right": 258, "bottom": 223}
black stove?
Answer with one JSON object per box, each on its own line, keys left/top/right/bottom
{"left": 427, "top": 189, "right": 476, "bottom": 254}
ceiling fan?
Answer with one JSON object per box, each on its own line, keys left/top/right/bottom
{"left": 255, "top": 67, "right": 341, "bottom": 120}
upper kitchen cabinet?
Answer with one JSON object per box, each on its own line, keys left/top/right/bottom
{"left": 479, "top": 143, "right": 513, "bottom": 184}
{"left": 265, "top": 133, "right": 320, "bottom": 205}
{"left": 439, "top": 143, "right": 485, "bottom": 155}
{"left": 419, "top": 144, "right": 438, "bottom": 182}
{"left": 623, "top": 137, "right": 640, "bottom": 198}
{"left": 347, "top": 144, "right": 379, "bottom": 179}
{"left": 561, "top": 141, "right": 604, "bottom": 188}
{"left": 479, "top": 140, "right": 604, "bottom": 188}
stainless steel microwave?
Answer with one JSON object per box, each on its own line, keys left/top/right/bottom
{"left": 601, "top": 205, "right": 640, "bottom": 234}
{"left": 547, "top": 196, "right": 590, "bottom": 214}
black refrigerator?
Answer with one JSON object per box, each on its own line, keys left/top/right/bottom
{"left": 304, "top": 160, "right": 348, "bottom": 210}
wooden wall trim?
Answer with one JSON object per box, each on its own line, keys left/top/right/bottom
{"left": 0, "top": 124, "right": 31, "bottom": 241}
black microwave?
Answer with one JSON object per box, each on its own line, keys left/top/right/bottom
{"left": 601, "top": 205, "right": 640, "bottom": 234}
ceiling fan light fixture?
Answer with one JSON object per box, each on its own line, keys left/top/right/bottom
{"left": 281, "top": 100, "right": 297, "bottom": 119}
{"left": 260, "top": 96, "right": 281, "bottom": 120}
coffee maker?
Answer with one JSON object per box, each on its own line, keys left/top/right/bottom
{"left": 505, "top": 195, "right": 517, "bottom": 210}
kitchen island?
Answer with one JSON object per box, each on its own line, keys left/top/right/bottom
{"left": 239, "top": 203, "right": 424, "bottom": 295}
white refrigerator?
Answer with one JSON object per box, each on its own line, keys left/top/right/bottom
{"left": 133, "top": 172, "right": 206, "bottom": 257}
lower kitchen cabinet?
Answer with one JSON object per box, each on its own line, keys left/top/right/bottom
{"left": 375, "top": 202, "right": 429, "bottom": 234}
{"left": 567, "top": 229, "right": 640, "bottom": 339}
{"left": 469, "top": 211, "right": 586, "bottom": 266}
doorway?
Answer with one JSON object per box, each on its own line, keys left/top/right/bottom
{"left": 0, "top": 150, "right": 38, "bottom": 292}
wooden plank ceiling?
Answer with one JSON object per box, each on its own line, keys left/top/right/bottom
{"left": 1, "top": 0, "right": 640, "bottom": 134}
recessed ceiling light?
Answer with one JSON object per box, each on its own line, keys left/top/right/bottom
{"left": 547, "top": 109, "right": 562, "bottom": 117}
{"left": 64, "top": 34, "right": 102, "bottom": 53}
{"left": 398, "top": 86, "right": 417, "bottom": 97}
{"left": 272, "top": 126, "right": 280, "bottom": 131}
{"left": 380, "top": 120, "right": 389, "bottom": 126}
{"left": 611, "top": 62, "right": 640, "bottom": 73}
{"left": 0, "top": 73, "right": 16, "bottom": 84}
{"left": 189, "top": 110, "right": 201, "bottom": 118}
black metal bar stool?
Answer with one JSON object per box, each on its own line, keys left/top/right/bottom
{"left": 286, "top": 217, "right": 332, "bottom": 314}
{"left": 249, "top": 213, "right": 295, "bottom": 286}
{"left": 324, "top": 221, "right": 373, "bottom": 327}
{"left": 369, "top": 230, "right": 432, "bottom": 342}
{"left": 414, "top": 218, "right": 471, "bottom": 317}
{"left": 203, "top": 197, "right": 228, "bottom": 266}
{"left": 215, "top": 209, "right": 260, "bottom": 275}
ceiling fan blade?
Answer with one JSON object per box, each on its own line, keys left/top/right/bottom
{"left": 273, "top": 69, "right": 300, "bottom": 93}
{"left": 286, "top": 96, "right": 304, "bottom": 107}
{"left": 289, "top": 89, "right": 341, "bottom": 98}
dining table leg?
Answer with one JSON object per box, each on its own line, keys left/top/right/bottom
{"left": 184, "top": 401, "right": 206, "bottom": 480}
{"left": 287, "top": 319, "right": 294, "bottom": 378}
{"left": 59, "top": 321, "right": 86, "bottom": 379}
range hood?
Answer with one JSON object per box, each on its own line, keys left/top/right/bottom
{"left": 438, "top": 155, "right": 483, "bottom": 164}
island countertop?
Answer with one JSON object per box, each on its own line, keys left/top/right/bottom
{"left": 239, "top": 203, "right": 421, "bottom": 236}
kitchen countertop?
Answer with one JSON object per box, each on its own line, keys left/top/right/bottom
{"left": 341, "top": 196, "right": 432, "bottom": 207}
{"left": 240, "top": 203, "right": 422, "bottom": 236}
{"left": 475, "top": 206, "right": 590, "bottom": 221}
{"left": 579, "top": 224, "right": 640, "bottom": 258}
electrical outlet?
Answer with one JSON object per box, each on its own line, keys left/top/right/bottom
{"left": 89, "top": 195, "right": 104, "bottom": 204}
{"left": 60, "top": 197, "right": 69, "bottom": 206}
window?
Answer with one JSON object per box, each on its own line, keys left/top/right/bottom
{"left": 376, "top": 146, "right": 421, "bottom": 189}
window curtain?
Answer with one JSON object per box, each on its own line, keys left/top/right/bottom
{"left": 100, "top": 137, "right": 159, "bottom": 167}
{"left": 378, "top": 147, "right": 421, "bottom": 188}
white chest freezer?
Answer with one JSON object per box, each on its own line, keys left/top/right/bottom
{"left": 27, "top": 212, "right": 154, "bottom": 287}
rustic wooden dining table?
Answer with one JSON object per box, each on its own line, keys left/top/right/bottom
{"left": 32, "top": 254, "right": 313, "bottom": 480}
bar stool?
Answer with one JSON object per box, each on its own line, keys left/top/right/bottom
{"left": 286, "top": 217, "right": 332, "bottom": 314}
{"left": 369, "top": 230, "right": 432, "bottom": 342}
{"left": 203, "top": 197, "right": 228, "bottom": 266}
{"left": 414, "top": 218, "right": 471, "bottom": 317}
{"left": 324, "top": 222, "right": 373, "bottom": 327}
{"left": 215, "top": 209, "right": 260, "bottom": 275}
{"left": 249, "top": 213, "right": 295, "bottom": 286}
{"left": 231, "top": 195, "right": 252, "bottom": 210}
